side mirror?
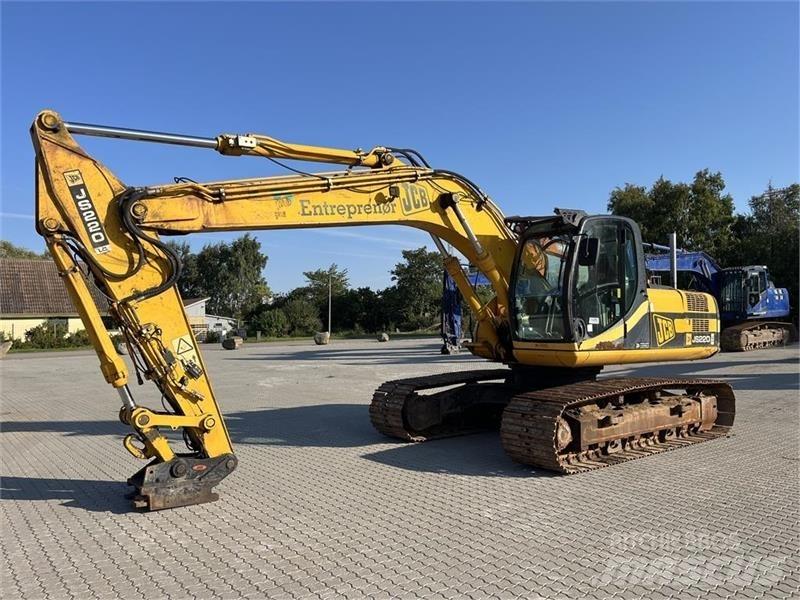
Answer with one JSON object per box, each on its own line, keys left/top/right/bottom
{"left": 578, "top": 237, "right": 599, "bottom": 266}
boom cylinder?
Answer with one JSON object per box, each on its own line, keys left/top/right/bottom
{"left": 64, "top": 121, "right": 218, "bottom": 149}
{"left": 448, "top": 201, "right": 485, "bottom": 255}
{"left": 443, "top": 200, "right": 509, "bottom": 317}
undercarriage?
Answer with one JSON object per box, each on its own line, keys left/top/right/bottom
{"left": 370, "top": 369, "right": 735, "bottom": 473}
{"left": 720, "top": 321, "right": 797, "bottom": 352}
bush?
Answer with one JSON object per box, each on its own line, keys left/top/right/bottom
{"left": 67, "top": 329, "right": 90, "bottom": 346}
{"left": 283, "top": 297, "right": 322, "bottom": 336}
{"left": 400, "top": 313, "right": 436, "bottom": 332}
{"left": 205, "top": 330, "right": 221, "bottom": 344}
{"left": 250, "top": 308, "right": 288, "bottom": 338}
{"left": 21, "top": 320, "right": 70, "bottom": 349}
{"left": 11, "top": 319, "right": 93, "bottom": 350}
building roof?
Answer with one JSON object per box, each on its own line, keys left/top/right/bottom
{"left": 206, "top": 314, "right": 238, "bottom": 323}
{"left": 183, "top": 297, "right": 210, "bottom": 308}
{"left": 0, "top": 258, "right": 109, "bottom": 317}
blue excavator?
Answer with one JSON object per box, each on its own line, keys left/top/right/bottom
{"left": 443, "top": 243, "right": 795, "bottom": 352}
{"left": 644, "top": 244, "right": 795, "bottom": 351}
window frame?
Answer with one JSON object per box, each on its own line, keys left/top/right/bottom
{"left": 571, "top": 219, "right": 638, "bottom": 339}
{"left": 508, "top": 215, "right": 647, "bottom": 344}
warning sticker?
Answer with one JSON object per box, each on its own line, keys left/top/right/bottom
{"left": 172, "top": 335, "right": 199, "bottom": 366}
{"left": 175, "top": 338, "right": 193, "bottom": 354}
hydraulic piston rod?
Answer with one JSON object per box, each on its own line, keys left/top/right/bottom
{"left": 64, "top": 121, "right": 218, "bottom": 149}
{"left": 51, "top": 117, "right": 387, "bottom": 166}
{"left": 441, "top": 195, "right": 509, "bottom": 317}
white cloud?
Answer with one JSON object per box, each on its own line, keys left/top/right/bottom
{"left": 318, "top": 228, "right": 430, "bottom": 248}
{"left": 322, "top": 249, "right": 397, "bottom": 260}
{"left": 0, "top": 212, "right": 34, "bottom": 220}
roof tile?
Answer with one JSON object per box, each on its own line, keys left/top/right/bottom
{"left": 0, "top": 258, "right": 109, "bottom": 316}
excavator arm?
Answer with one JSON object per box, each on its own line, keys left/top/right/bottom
{"left": 31, "top": 110, "right": 516, "bottom": 510}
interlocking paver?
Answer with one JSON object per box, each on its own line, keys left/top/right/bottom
{"left": 1, "top": 340, "right": 798, "bottom": 599}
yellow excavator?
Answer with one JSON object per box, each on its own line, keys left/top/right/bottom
{"left": 31, "top": 110, "right": 735, "bottom": 510}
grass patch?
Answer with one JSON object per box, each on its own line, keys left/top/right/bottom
{"left": 8, "top": 345, "right": 93, "bottom": 354}
{"left": 241, "top": 331, "right": 440, "bottom": 344}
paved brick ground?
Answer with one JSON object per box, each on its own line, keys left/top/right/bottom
{"left": 1, "top": 339, "right": 798, "bottom": 599}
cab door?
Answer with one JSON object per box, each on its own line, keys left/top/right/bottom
{"left": 572, "top": 218, "right": 648, "bottom": 348}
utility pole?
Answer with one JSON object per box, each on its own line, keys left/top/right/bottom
{"left": 327, "top": 268, "right": 332, "bottom": 336}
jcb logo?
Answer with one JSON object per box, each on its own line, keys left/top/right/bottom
{"left": 400, "top": 183, "right": 431, "bottom": 216}
{"left": 653, "top": 315, "right": 676, "bottom": 346}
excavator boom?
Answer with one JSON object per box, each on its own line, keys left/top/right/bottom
{"left": 32, "top": 110, "right": 517, "bottom": 509}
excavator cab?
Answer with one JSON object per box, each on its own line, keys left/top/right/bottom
{"left": 720, "top": 266, "right": 767, "bottom": 317}
{"left": 718, "top": 266, "right": 790, "bottom": 322}
{"left": 509, "top": 211, "right": 645, "bottom": 344}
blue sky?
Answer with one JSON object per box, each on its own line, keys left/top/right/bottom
{"left": 2, "top": 2, "right": 797, "bottom": 293}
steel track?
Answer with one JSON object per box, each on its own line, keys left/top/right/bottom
{"left": 369, "top": 369, "right": 511, "bottom": 441}
{"left": 720, "top": 321, "right": 797, "bottom": 352}
{"left": 370, "top": 372, "right": 736, "bottom": 475}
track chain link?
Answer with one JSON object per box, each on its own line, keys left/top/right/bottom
{"left": 369, "top": 369, "right": 511, "bottom": 441}
{"left": 370, "top": 372, "right": 736, "bottom": 475}
{"left": 720, "top": 321, "right": 797, "bottom": 352}
{"left": 500, "top": 377, "right": 735, "bottom": 473}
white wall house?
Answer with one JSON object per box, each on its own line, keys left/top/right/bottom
{"left": 206, "top": 314, "right": 239, "bottom": 336}
{"left": 0, "top": 260, "right": 239, "bottom": 343}
{"left": 183, "top": 297, "right": 210, "bottom": 339}
{"left": 182, "top": 297, "right": 238, "bottom": 339}
{"left": 0, "top": 258, "right": 110, "bottom": 339}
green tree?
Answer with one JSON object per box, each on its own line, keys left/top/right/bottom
{"left": 248, "top": 307, "right": 289, "bottom": 337}
{"left": 390, "top": 247, "right": 443, "bottom": 330}
{"left": 608, "top": 169, "right": 735, "bottom": 257}
{"left": 169, "top": 235, "right": 271, "bottom": 322}
{"left": 224, "top": 235, "right": 271, "bottom": 321}
{"left": 296, "top": 264, "right": 350, "bottom": 327}
{"left": 165, "top": 240, "right": 203, "bottom": 299}
{"left": 332, "top": 287, "right": 388, "bottom": 333}
{"left": 303, "top": 265, "right": 350, "bottom": 299}
{"left": 605, "top": 183, "right": 652, "bottom": 235}
{"left": 0, "top": 240, "right": 48, "bottom": 259}
{"left": 379, "top": 285, "right": 402, "bottom": 331}
{"left": 283, "top": 297, "right": 322, "bottom": 335}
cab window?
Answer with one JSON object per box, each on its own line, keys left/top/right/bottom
{"left": 514, "top": 236, "right": 569, "bottom": 340}
{"left": 758, "top": 271, "right": 767, "bottom": 292}
{"left": 573, "top": 222, "right": 637, "bottom": 338}
{"left": 747, "top": 273, "right": 763, "bottom": 306}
